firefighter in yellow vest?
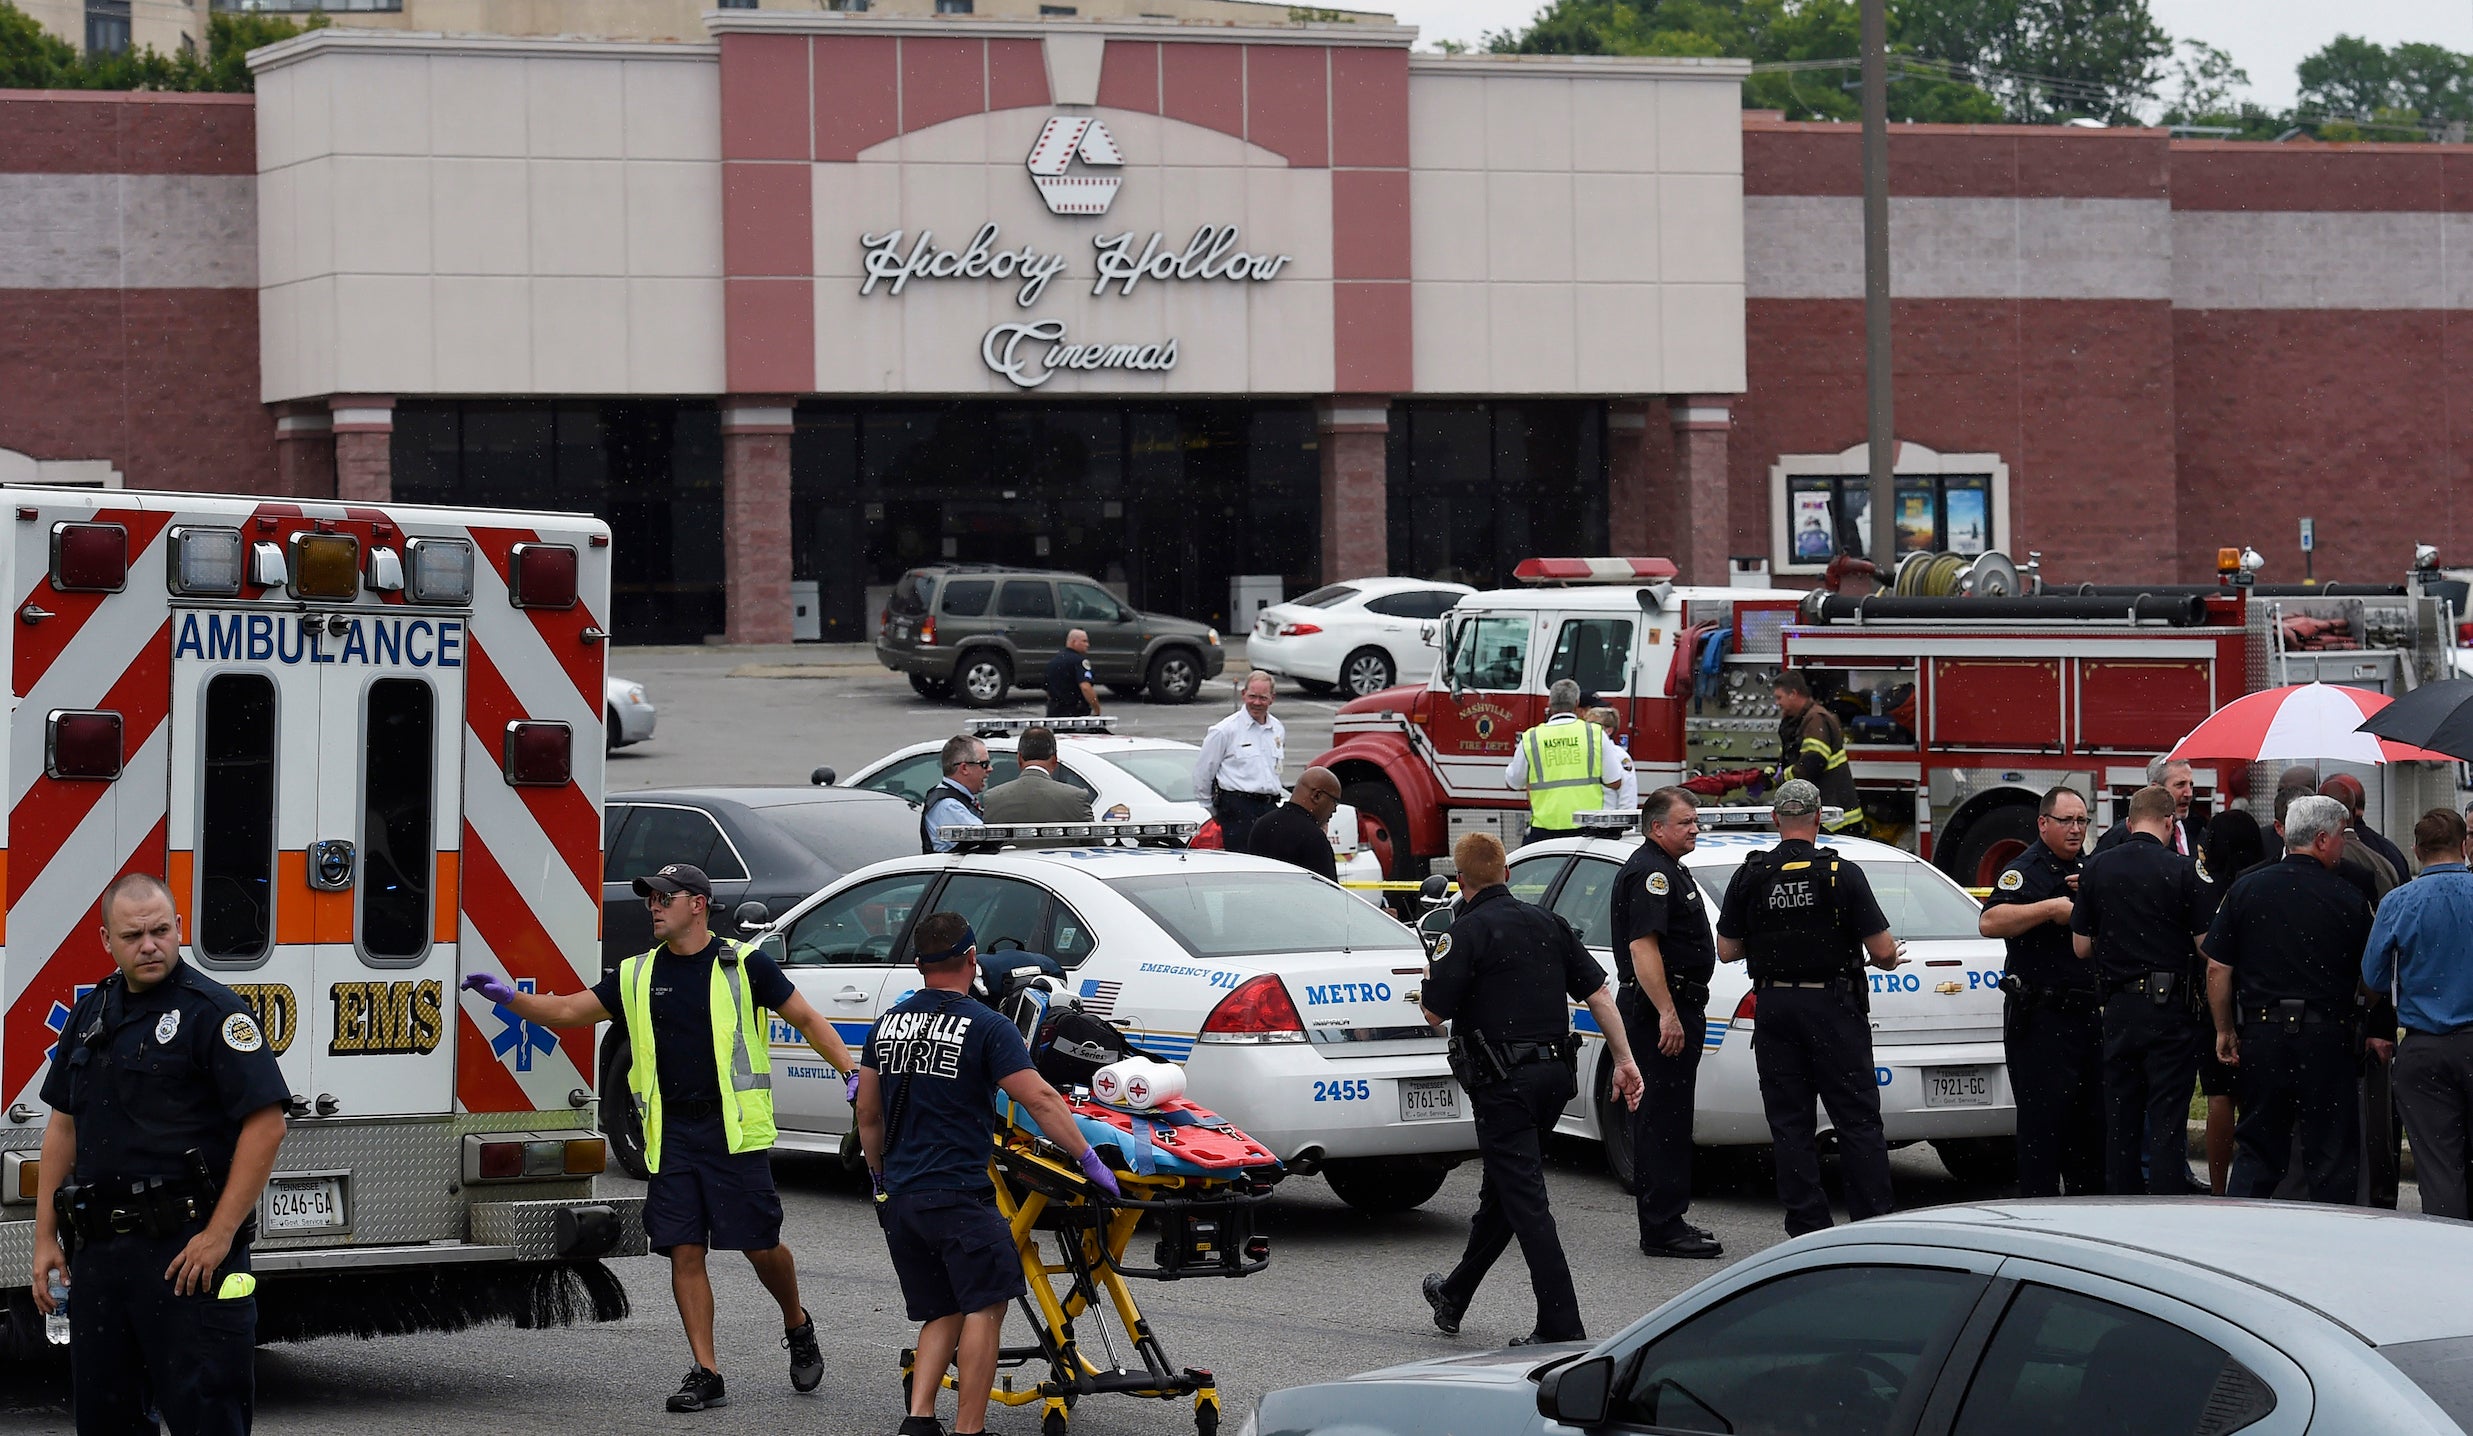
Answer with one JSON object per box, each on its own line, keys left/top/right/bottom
{"left": 465, "top": 862, "right": 857, "bottom": 1414}
{"left": 1505, "top": 679, "right": 1631, "bottom": 844}
{"left": 1772, "top": 671, "right": 1865, "bottom": 835}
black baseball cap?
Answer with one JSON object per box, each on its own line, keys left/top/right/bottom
{"left": 633, "top": 864, "right": 711, "bottom": 900}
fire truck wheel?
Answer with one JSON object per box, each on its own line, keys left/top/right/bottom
{"left": 1322, "top": 1159, "right": 1448, "bottom": 1214}
{"left": 1596, "top": 1058, "right": 1637, "bottom": 1193}
{"left": 1341, "top": 780, "right": 1410, "bottom": 880}
{"left": 1939, "top": 801, "right": 2039, "bottom": 890}
{"left": 600, "top": 1042, "right": 651, "bottom": 1180}
{"left": 1933, "top": 1136, "right": 2016, "bottom": 1190}
{"left": 956, "top": 651, "right": 1014, "bottom": 708}
{"left": 1340, "top": 648, "right": 1395, "bottom": 698}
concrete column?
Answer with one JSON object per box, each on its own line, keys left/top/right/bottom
{"left": 721, "top": 396, "right": 796, "bottom": 646}
{"left": 329, "top": 395, "right": 394, "bottom": 503}
{"left": 1605, "top": 401, "right": 1659, "bottom": 558}
{"left": 272, "top": 402, "right": 336, "bottom": 499}
{"left": 1659, "top": 395, "right": 1732, "bottom": 585}
{"left": 1316, "top": 396, "right": 1389, "bottom": 583}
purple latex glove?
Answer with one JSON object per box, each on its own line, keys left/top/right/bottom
{"left": 1078, "top": 1147, "right": 1123, "bottom": 1198}
{"left": 461, "top": 972, "right": 518, "bottom": 1006}
{"left": 869, "top": 1168, "right": 887, "bottom": 1204}
{"left": 844, "top": 1070, "right": 862, "bottom": 1105}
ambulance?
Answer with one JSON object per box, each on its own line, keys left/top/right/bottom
{"left": 0, "top": 488, "right": 642, "bottom": 1353}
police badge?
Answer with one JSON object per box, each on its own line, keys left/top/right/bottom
{"left": 156, "top": 1009, "right": 181, "bottom": 1044}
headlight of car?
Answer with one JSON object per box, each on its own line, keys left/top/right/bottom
{"left": 624, "top": 684, "right": 647, "bottom": 705}
{"left": 1207, "top": 628, "right": 1220, "bottom": 646}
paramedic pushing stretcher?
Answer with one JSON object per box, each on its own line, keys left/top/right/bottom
{"left": 33, "top": 873, "right": 290, "bottom": 1436}
{"left": 464, "top": 863, "right": 856, "bottom": 1413}
{"left": 857, "top": 912, "right": 1119, "bottom": 1436}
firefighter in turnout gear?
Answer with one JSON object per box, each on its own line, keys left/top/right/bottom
{"left": 466, "top": 863, "right": 858, "bottom": 1412}
{"left": 1771, "top": 672, "right": 1863, "bottom": 835}
{"left": 1716, "top": 781, "right": 1908, "bottom": 1236}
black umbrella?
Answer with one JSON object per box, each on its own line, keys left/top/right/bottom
{"left": 2355, "top": 678, "right": 2473, "bottom": 762}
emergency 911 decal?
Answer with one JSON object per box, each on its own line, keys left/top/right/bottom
{"left": 173, "top": 611, "right": 466, "bottom": 668}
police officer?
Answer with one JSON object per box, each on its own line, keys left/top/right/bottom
{"left": 1609, "top": 786, "right": 1722, "bottom": 1258}
{"left": 1714, "top": 780, "right": 1907, "bottom": 1236}
{"left": 1505, "top": 680, "right": 1627, "bottom": 844}
{"left": 31, "top": 872, "right": 290, "bottom": 1436}
{"left": 468, "top": 862, "right": 857, "bottom": 1411}
{"left": 2205, "top": 794, "right": 2376, "bottom": 1204}
{"left": 921, "top": 734, "right": 993, "bottom": 854}
{"left": 1770, "top": 672, "right": 1863, "bottom": 836}
{"left": 2072, "top": 784, "right": 2212, "bottom": 1195}
{"left": 1420, "top": 833, "right": 1643, "bottom": 1345}
{"left": 1043, "top": 629, "right": 1102, "bottom": 719}
{"left": 1980, "top": 785, "right": 2105, "bottom": 1196}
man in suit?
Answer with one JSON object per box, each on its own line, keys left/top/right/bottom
{"left": 2098, "top": 756, "right": 2204, "bottom": 859}
{"left": 979, "top": 727, "right": 1094, "bottom": 847}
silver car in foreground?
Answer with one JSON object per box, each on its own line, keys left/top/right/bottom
{"left": 1247, "top": 1201, "right": 2473, "bottom": 1436}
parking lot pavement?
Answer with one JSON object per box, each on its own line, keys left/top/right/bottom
{"left": 1, "top": 1142, "right": 2028, "bottom": 1434}
{"left": 605, "top": 641, "right": 1344, "bottom": 795}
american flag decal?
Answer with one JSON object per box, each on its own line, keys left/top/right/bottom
{"left": 1078, "top": 979, "right": 1122, "bottom": 1017}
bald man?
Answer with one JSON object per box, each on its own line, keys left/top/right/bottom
{"left": 1245, "top": 767, "right": 1344, "bottom": 882}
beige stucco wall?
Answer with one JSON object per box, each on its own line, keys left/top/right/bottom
{"left": 253, "top": 34, "right": 726, "bottom": 402}
{"left": 19, "top": 0, "right": 199, "bottom": 57}
{"left": 1405, "top": 55, "right": 1747, "bottom": 397}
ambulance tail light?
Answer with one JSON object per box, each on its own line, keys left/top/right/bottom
{"left": 404, "top": 537, "right": 475, "bottom": 605}
{"left": 508, "top": 543, "right": 578, "bottom": 610}
{"left": 46, "top": 710, "right": 123, "bottom": 781}
{"left": 503, "top": 721, "right": 573, "bottom": 787}
{"left": 2, "top": 1152, "right": 38, "bottom": 1206}
{"left": 50, "top": 521, "right": 127, "bottom": 593}
{"left": 1730, "top": 991, "right": 1757, "bottom": 1026}
{"left": 1198, "top": 975, "right": 1306, "bottom": 1045}
{"left": 564, "top": 1137, "right": 607, "bottom": 1175}
{"left": 287, "top": 531, "right": 361, "bottom": 601}
{"left": 463, "top": 1133, "right": 606, "bottom": 1183}
{"left": 166, "top": 526, "right": 245, "bottom": 597}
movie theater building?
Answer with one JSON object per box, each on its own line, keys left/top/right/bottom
{"left": 226, "top": 20, "right": 1751, "bottom": 643}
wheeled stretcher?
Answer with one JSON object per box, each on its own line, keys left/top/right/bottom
{"left": 901, "top": 983, "right": 1283, "bottom": 1436}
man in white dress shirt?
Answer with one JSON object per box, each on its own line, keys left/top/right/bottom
{"left": 1192, "top": 671, "right": 1286, "bottom": 853}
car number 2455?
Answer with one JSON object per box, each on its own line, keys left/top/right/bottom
{"left": 1312, "top": 1079, "right": 1372, "bottom": 1102}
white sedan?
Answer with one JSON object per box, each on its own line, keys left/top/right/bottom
{"left": 753, "top": 846, "right": 1475, "bottom": 1212}
{"left": 606, "top": 674, "right": 656, "bottom": 750}
{"left": 1505, "top": 825, "right": 2014, "bottom": 1187}
{"left": 1248, "top": 577, "right": 1472, "bottom": 698}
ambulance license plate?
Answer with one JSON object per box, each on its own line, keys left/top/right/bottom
{"left": 1922, "top": 1066, "right": 1994, "bottom": 1109}
{"left": 1399, "top": 1078, "right": 1463, "bottom": 1123}
{"left": 263, "top": 1174, "right": 347, "bottom": 1234}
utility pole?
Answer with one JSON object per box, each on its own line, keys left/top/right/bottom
{"left": 1861, "top": 0, "right": 1895, "bottom": 573}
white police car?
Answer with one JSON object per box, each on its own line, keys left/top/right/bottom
{"left": 753, "top": 830, "right": 1474, "bottom": 1213}
{"left": 1507, "top": 813, "right": 2013, "bottom": 1187}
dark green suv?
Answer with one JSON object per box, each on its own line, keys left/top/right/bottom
{"left": 874, "top": 566, "right": 1226, "bottom": 707}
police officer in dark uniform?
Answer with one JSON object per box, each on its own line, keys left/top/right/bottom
{"left": 1980, "top": 784, "right": 2105, "bottom": 1196}
{"left": 1715, "top": 780, "right": 1907, "bottom": 1237}
{"left": 2072, "top": 784, "right": 2212, "bottom": 1195}
{"left": 31, "top": 873, "right": 291, "bottom": 1436}
{"left": 1609, "top": 786, "right": 1723, "bottom": 1258}
{"left": 1420, "top": 832, "right": 1642, "bottom": 1346}
{"left": 2205, "top": 793, "right": 2376, "bottom": 1203}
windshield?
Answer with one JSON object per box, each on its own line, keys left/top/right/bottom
{"left": 1111, "top": 872, "right": 1420, "bottom": 958}
{"left": 2383, "top": 1338, "right": 2473, "bottom": 1426}
{"left": 1693, "top": 856, "right": 1987, "bottom": 940}
{"left": 1103, "top": 749, "right": 1201, "bottom": 804}
{"left": 1292, "top": 584, "right": 1359, "bottom": 609}
{"left": 758, "top": 800, "right": 923, "bottom": 876}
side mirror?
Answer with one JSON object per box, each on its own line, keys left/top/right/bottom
{"left": 1417, "top": 906, "right": 1454, "bottom": 937}
{"left": 1419, "top": 873, "right": 1453, "bottom": 906}
{"left": 1536, "top": 1353, "right": 1614, "bottom": 1428}
{"left": 811, "top": 766, "right": 837, "bottom": 787}
{"left": 757, "top": 931, "right": 789, "bottom": 966}
{"left": 733, "top": 900, "right": 771, "bottom": 933}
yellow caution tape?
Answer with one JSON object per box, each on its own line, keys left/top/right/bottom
{"left": 217, "top": 1272, "right": 256, "bottom": 1300}
{"left": 1340, "top": 880, "right": 1459, "bottom": 893}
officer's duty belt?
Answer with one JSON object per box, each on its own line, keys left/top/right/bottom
{"left": 2241, "top": 1001, "right": 2352, "bottom": 1029}
{"left": 59, "top": 1175, "right": 212, "bottom": 1243}
{"left": 1754, "top": 979, "right": 1837, "bottom": 990}
{"left": 2103, "top": 971, "right": 2185, "bottom": 1001}
{"left": 1496, "top": 1040, "right": 1569, "bottom": 1066}
{"left": 1628, "top": 977, "right": 1712, "bottom": 1008}
{"left": 1999, "top": 975, "right": 2102, "bottom": 1013}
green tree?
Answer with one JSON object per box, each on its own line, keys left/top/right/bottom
{"left": 2157, "top": 37, "right": 2246, "bottom": 125}
{"left": 0, "top": 0, "right": 78, "bottom": 88}
{"left": 2296, "top": 33, "right": 2395, "bottom": 118}
{"left": 0, "top": 1, "right": 324, "bottom": 93}
{"left": 205, "top": 10, "right": 331, "bottom": 91}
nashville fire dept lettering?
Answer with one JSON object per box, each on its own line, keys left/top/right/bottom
{"left": 228, "top": 983, "right": 298, "bottom": 1055}
{"left": 329, "top": 979, "right": 445, "bottom": 1056}
{"left": 173, "top": 612, "right": 465, "bottom": 669}
{"left": 872, "top": 1008, "right": 971, "bottom": 1079}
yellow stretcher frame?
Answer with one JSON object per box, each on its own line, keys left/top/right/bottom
{"left": 898, "top": 1131, "right": 1273, "bottom": 1436}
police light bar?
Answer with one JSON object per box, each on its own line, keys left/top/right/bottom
{"left": 966, "top": 716, "right": 1119, "bottom": 737}
{"left": 1576, "top": 805, "right": 1848, "bottom": 831}
{"left": 1513, "top": 556, "right": 1679, "bottom": 585}
{"left": 937, "top": 821, "right": 1199, "bottom": 848}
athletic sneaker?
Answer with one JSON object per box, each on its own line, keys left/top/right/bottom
{"left": 896, "top": 1417, "right": 946, "bottom": 1436}
{"left": 667, "top": 1366, "right": 728, "bottom": 1412}
{"left": 785, "top": 1310, "right": 824, "bottom": 1392}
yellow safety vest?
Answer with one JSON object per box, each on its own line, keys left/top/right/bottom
{"left": 620, "top": 936, "right": 776, "bottom": 1174}
{"left": 1520, "top": 717, "right": 1606, "bottom": 830}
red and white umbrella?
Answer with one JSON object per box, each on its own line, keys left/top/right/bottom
{"left": 2167, "top": 683, "right": 2453, "bottom": 765}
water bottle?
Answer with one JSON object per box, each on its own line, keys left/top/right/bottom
{"left": 44, "top": 1273, "right": 69, "bottom": 1345}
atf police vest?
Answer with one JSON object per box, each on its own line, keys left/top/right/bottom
{"left": 1739, "top": 846, "right": 1859, "bottom": 982}
{"left": 619, "top": 937, "right": 776, "bottom": 1173}
{"left": 1520, "top": 719, "right": 1605, "bottom": 830}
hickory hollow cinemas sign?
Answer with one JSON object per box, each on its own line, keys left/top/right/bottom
{"left": 855, "top": 115, "right": 1295, "bottom": 390}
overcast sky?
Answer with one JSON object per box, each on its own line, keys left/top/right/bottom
{"left": 1389, "top": 0, "right": 2473, "bottom": 112}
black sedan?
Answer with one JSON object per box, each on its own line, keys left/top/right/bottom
{"left": 598, "top": 786, "right": 919, "bottom": 1175}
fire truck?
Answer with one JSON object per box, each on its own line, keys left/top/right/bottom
{"left": 1316, "top": 550, "right": 2464, "bottom": 887}
{"left": 0, "top": 488, "right": 641, "bottom": 1355}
